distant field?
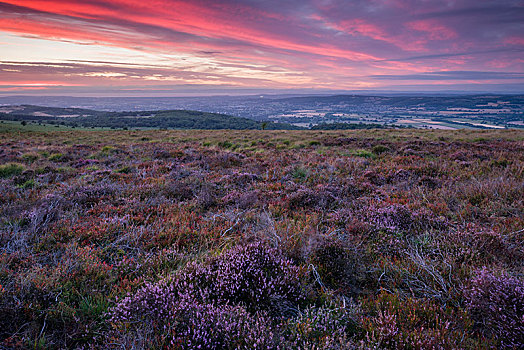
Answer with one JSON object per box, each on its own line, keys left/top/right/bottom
{"left": 1, "top": 128, "right": 523, "bottom": 348}
{"left": 2, "top": 95, "right": 522, "bottom": 129}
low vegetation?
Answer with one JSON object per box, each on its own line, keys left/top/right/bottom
{"left": 0, "top": 105, "right": 301, "bottom": 130}
{"left": 0, "top": 127, "right": 522, "bottom": 348}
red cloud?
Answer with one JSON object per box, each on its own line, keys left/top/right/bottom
{"left": 0, "top": 0, "right": 522, "bottom": 92}
{"left": 406, "top": 19, "right": 457, "bottom": 41}
{"left": 0, "top": 1, "right": 377, "bottom": 61}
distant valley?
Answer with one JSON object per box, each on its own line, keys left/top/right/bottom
{"left": 0, "top": 94, "right": 523, "bottom": 130}
{"left": 0, "top": 105, "right": 299, "bottom": 130}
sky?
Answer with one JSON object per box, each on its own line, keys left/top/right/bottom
{"left": 0, "top": 0, "right": 523, "bottom": 95}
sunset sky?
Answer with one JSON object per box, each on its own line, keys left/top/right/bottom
{"left": 1, "top": 0, "right": 523, "bottom": 95}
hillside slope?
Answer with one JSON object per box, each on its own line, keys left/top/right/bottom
{"left": 0, "top": 105, "right": 301, "bottom": 130}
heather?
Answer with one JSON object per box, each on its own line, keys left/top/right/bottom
{"left": 0, "top": 128, "right": 523, "bottom": 349}
{"left": 464, "top": 268, "right": 524, "bottom": 348}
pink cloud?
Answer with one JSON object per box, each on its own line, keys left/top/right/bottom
{"left": 504, "top": 37, "right": 524, "bottom": 46}
{"left": 0, "top": 0, "right": 522, "bottom": 91}
{"left": 406, "top": 19, "right": 458, "bottom": 41}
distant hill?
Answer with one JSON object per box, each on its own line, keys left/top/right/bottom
{"left": 276, "top": 94, "right": 524, "bottom": 108}
{"left": 0, "top": 105, "right": 302, "bottom": 130}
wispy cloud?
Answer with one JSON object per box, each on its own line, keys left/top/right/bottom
{"left": 0, "top": 0, "right": 522, "bottom": 93}
{"left": 371, "top": 71, "right": 524, "bottom": 80}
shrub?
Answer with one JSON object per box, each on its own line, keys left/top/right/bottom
{"left": 162, "top": 180, "right": 194, "bottom": 201}
{"left": 211, "top": 242, "right": 305, "bottom": 312}
{"left": 230, "top": 171, "right": 260, "bottom": 185}
{"left": 111, "top": 285, "right": 275, "bottom": 349}
{"left": 363, "top": 170, "right": 386, "bottom": 185}
{"left": 209, "top": 151, "right": 243, "bottom": 167}
{"left": 369, "top": 204, "right": 419, "bottom": 233}
{"left": 222, "top": 190, "right": 260, "bottom": 209}
{"left": 66, "top": 182, "right": 122, "bottom": 206}
{"left": 170, "top": 302, "right": 275, "bottom": 349}
{"left": 280, "top": 302, "right": 360, "bottom": 349}
{"left": 464, "top": 268, "right": 524, "bottom": 348}
{"left": 353, "top": 149, "right": 376, "bottom": 159}
{"left": 361, "top": 292, "right": 480, "bottom": 349}
{"left": 48, "top": 153, "right": 64, "bottom": 161}
{"left": 418, "top": 176, "right": 441, "bottom": 189}
{"left": 217, "top": 140, "right": 234, "bottom": 149}
{"left": 291, "top": 167, "right": 308, "bottom": 181}
{"left": 450, "top": 228, "right": 522, "bottom": 267}
{"left": 115, "top": 165, "right": 133, "bottom": 174}
{"left": 368, "top": 204, "right": 446, "bottom": 235}
{"left": 110, "top": 243, "right": 306, "bottom": 347}
{"left": 372, "top": 144, "right": 390, "bottom": 155}
{"left": 21, "top": 153, "right": 39, "bottom": 163}
{"left": 97, "top": 145, "right": 118, "bottom": 157}
{"left": 16, "top": 179, "right": 34, "bottom": 189}
{"left": 26, "top": 195, "right": 62, "bottom": 234}
{"left": 195, "top": 185, "right": 218, "bottom": 210}
{"left": 307, "top": 236, "right": 363, "bottom": 295}
{"left": 73, "top": 158, "right": 98, "bottom": 168}
{"left": 287, "top": 187, "right": 338, "bottom": 210}
{"left": 0, "top": 163, "right": 25, "bottom": 178}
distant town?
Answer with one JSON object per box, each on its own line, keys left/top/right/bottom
{"left": 1, "top": 94, "right": 523, "bottom": 129}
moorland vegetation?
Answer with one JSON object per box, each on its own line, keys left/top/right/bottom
{"left": 0, "top": 127, "right": 522, "bottom": 349}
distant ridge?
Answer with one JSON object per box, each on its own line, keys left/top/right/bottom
{"left": 0, "top": 105, "right": 301, "bottom": 130}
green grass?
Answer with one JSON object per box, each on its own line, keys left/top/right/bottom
{"left": 22, "top": 153, "right": 39, "bottom": 163}
{"left": 352, "top": 149, "right": 376, "bottom": 159}
{"left": 48, "top": 153, "right": 64, "bottom": 161}
{"left": 17, "top": 179, "right": 35, "bottom": 189}
{"left": 0, "top": 163, "right": 25, "bottom": 178}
